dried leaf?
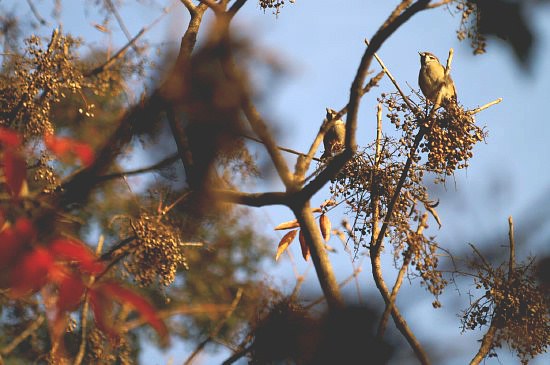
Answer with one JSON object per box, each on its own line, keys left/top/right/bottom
{"left": 319, "top": 214, "right": 331, "bottom": 242}
{"left": 311, "top": 207, "right": 322, "bottom": 213}
{"left": 299, "top": 230, "right": 310, "bottom": 261}
{"left": 274, "top": 220, "right": 300, "bottom": 231}
{"left": 426, "top": 205, "right": 442, "bottom": 229}
{"left": 275, "top": 229, "right": 298, "bottom": 261}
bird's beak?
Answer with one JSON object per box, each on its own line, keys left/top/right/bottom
{"left": 418, "top": 51, "right": 422, "bottom": 56}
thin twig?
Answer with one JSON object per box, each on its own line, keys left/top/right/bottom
{"left": 123, "top": 303, "right": 233, "bottom": 331}
{"left": 427, "top": 0, "right": 453, "bottom": 9}
{"left": 96, "top": 153, "right": 180, "bottom": 182}
{"left": 508, "top": 216, "right": 515, "bottom": 281}
{"left": 304, "top": 266, "right": 363, "bottom": 309}
{"left": 26, "top": 0, "right": 48, "bottom": 25}
{"left": 0, "top": 316, "right": 45, "bottom": 355}
{"left": 468, "top": 98, "right": 503, "bottom": 115}
{"left": 243, "top": 134, "right": 322, "bottom": 162}
{"left": 366, "top": 39, "right": 417, "bottom": 113}
{"left": 104, "top": 0, "right": 139, "bottom": 52}
{"left": 183, "top": 288, "right": 244, "bottom": 365}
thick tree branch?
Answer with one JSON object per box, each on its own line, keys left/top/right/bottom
{"left": 293, "top": 202, "right": 344, "bottom": 309}
{"left": 298, "top": 0, "right": 432, "bottom": 200}
{"left": 214, "top": 189, "right": 289, "bottom": 207}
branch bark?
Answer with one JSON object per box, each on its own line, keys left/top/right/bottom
{"left": 293, "top": 202, "right": 344, "bottom": 309}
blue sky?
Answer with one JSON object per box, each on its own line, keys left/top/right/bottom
{"left": 8, "top": 1, "right": 550, "bottom": 364}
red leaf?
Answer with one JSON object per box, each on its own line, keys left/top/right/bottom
{"left": 49, "top": 238, "right": 105, "bottom": 274}
{"left": 98, "top": 282, "right": 168, "bottom": 340}
{"left": 0, "top": 228, "right": 21, "bottom": 269}
{"left": 15, "top": 218, "right": 36, "bottom": 242}
{"left": 3, "top": 150, "right": 26, "bottom": 197}
{"left": 73, "top": 143, "right": 94, "bottom": 166}
{"left": 0, "top": 127, "right": 22, "bottom": 148}
{"left": 57, "top": 273, "right": 85, "bottom": 312}
{"left": 0, "top": 219, "right": 35, "bottom": 269}
{"left": 89, "top": 287, "right": 116, "bottom": 338}
{"left": 44, "top": 133, "right": 94, "bottom": 166}
{"left": 10, "top": 248, "right": 54, "bottom": 297}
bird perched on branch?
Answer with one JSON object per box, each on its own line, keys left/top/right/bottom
{"left": 418, "top": 51, "right": 457, "bottom": 107}
{"left": 322, "top": 108, "right": 345, "bottom": 159}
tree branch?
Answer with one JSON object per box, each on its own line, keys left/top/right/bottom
{"left": 183, "top": 288, "right": 243, "bottom": 365}
{"left": 298, "top": 0, "right": 432, "bottom": 200}
{"left": 293, "top": 202, "right": 344, "bottom": 309}
{"left": 214, "top": 189, "right": 289, "bottom": 207}
{"left": 378, "top": 213, "right": 428, "bottom": 336}
{"left": 0, "top": 316, "right": 45, "bottom": 355}
{"left": 370, "top": 244, "right": 431, "bottom": 364}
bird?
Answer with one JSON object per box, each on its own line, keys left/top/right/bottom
{"left": 418, "top": 51, "right": 457, "bottom": 107}
{"left": 321, "top": 108, "right": 346, "bottom": 159}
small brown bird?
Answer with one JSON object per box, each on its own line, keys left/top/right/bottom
{"left": 418, "top": 51, "right": 457, "bottom": 106}
{"left": 322, "top": 108, "right": 345, "bottom": 159}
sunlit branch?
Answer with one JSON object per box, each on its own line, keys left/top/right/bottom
{"left": 427, "top": 0, "right": 453, "bottom": 9}
{"left": 468, "top": 98, "right": 503, "bottom": 115}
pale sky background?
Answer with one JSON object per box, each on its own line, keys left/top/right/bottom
{"left": 6, "top": 0, "right": 550, "bottom": 364}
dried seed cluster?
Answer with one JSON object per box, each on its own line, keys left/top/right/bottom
{"left": 329, "top": 141, "right": 447, "bottom": 300}
{"left": 85, "top": 329, "right": 132, "bottom": 365}
{"left": 259, "top": 0, "right": 287, "bottom": 15}
{"left": 421, "top": 104, "right": 487, "bottom": 178}
{"left": 0, "top": 32, "right": 84, "bottom": 138}
{"left": 381, "top": 92, "right": 487, "bottom": 182}
{"left": 125, "top": 213, "right": 189, "bottom": 287}
{"left": 455, "top": 1, "right": 486, "bottom": 54}
{"left": 462, "top": 262, "right": 549, "bottom": 364}
{"left": 405, "top": 228, "right": 446, "bottom": 306}
{"left": 33, "top": 153, "right": 60, "bottom": 193}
